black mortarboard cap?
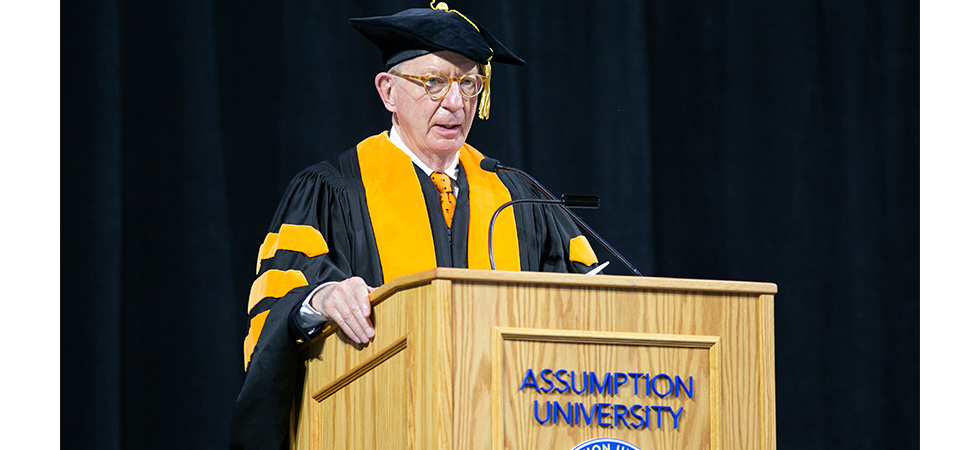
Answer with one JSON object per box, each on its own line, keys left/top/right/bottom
{"left": 350, "top": 4, "right": 525, "bottom": 70}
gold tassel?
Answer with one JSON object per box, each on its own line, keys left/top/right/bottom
{"left": 479, "top": 61, "right": 492, "bottom": 120}
{"left": 431, "top": 1, "right": 492, "bottom": 119}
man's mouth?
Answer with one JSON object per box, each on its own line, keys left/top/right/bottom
{"left": 434, "top": 123, "right": 462, "bottom": 133}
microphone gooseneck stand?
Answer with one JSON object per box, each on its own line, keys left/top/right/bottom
{"left": 488, "top": 197, "right": 578, "bottom": 270}
{"left": 480, "top": 158, "right": 643, "bottom": 276}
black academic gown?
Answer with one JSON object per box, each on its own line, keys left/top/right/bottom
{"left": 229, "top": 146, "right": 596, "bottom": 449}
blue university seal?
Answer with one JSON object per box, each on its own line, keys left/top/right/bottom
{"left": 570, "top": 438, "right": 642, "bottom": 450}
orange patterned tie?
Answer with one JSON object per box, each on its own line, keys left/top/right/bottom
{"left": 430, "top": 171, "right": 455, "bottom": 228}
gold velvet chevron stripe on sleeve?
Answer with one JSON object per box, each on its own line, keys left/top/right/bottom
{"left": 242, "top": 310, "right": 270, "bottom": 369}
{"left": 255, "top": 224, "right": 330, "bottom": 273}
{"left": 243, "top": 268, "right": 310, "bottom": 370}
{"left": 568, "top": 235, "right": 598, "bottom": 267}
{"left": 247, "top": 269, "right": 309, "bottom": 312}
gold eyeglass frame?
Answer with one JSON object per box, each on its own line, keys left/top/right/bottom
{"left": 389, "top": 71, "right": 487, "bottom": 100}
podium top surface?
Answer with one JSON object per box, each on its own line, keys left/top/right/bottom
{"left": 373, "top": 268, "right": 777, "bottom": 301}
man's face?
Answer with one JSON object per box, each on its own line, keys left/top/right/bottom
{"left": 385, "top": 51, "right": 480, "bottom": 161}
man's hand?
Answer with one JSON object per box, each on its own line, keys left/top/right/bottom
{"left": 311, "top": 276, "right": 376, "bottom": 344}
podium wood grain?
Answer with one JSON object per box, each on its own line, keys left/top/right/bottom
{"left": 294, "top": 269, "right": 776, "bottom": 450}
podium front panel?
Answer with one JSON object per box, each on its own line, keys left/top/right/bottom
{"left": 451, "top": 278, "right": 773, "bottom": 450}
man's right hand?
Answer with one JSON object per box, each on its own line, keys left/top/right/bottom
{"left": 310, "top": 276, "right": 376, "bottom": 344}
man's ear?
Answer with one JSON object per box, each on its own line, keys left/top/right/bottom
{"left": 375, "top": 73, "right": 397, "bottom": 113}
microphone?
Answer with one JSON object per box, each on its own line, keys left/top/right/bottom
{"left": 481, "top": 158, "right": 643, "bottom": 276}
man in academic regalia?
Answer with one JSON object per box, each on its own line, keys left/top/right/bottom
{"left": 230, "top": 3, "right": 600, "bottom": 449}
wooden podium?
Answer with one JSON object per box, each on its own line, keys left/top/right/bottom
{"left": 293, "top": 269, "right": 777, "bottom": 449}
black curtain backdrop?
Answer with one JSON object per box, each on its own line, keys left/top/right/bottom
{"left": 62, "top": 0, "right": 919, "bottom": 448}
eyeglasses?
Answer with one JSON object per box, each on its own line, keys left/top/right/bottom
{"left": 390, "top": 72, "right": 486, "bottom": 100}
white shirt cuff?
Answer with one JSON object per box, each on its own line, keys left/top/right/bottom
{"left": 296, "top": 281, "right": 337, "bottom": 333}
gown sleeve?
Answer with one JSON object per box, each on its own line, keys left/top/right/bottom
{"left": 533, "top": 194, "right": 601, "bottom": 274}
{"left": 230, "top": 162, "right": 353, "bottom": 450}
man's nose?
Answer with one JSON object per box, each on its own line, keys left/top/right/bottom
{"left": 440, "top": 81, "right": 465, "bottom": 111}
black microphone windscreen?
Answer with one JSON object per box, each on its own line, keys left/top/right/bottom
{"left": 479, "top": 158, "right": 500, "bottom": 172}
{"left": 561, "top": 194, "right": 600, "bottom": 209}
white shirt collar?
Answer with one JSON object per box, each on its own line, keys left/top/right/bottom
{"left": 389, "top": 127, "right": 459, "bottom": 181}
